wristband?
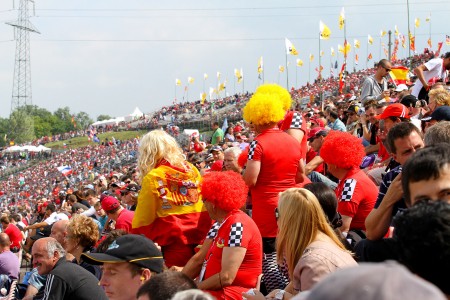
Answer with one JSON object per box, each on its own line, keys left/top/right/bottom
{"left": 275, "top": 290, "right": 286, "bottom": 300}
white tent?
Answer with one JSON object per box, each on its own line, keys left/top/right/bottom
{"left": 124, "top": 107, "right": 144, "bottom": 122}
{"left": 22, "top": 145, "right": 39, "bottom": 152}
{"left": 37, "top": 145, "right": 52, "bottom": 152}
{"left": 4, "top": 145, "right": 23, "bottom": 153}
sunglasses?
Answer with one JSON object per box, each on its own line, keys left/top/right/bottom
{"left": 383, "top": 66, "right": 392, "bottom": 72}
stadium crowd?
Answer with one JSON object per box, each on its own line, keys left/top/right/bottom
{"left": 0, "top": 50, "right": 449, "bottom": 300}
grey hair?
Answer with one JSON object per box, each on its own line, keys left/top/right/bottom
{"left": 223, "top": 146, "right": 242, "bottom": 159}
{"left": 46, "top": 239, "right": 66, "bottom": 259}
{"left": 171, "top": 289, "right": 215, "bottom": 300}
{"left": 424, "top": 121, "right": 450, "bottom": 146}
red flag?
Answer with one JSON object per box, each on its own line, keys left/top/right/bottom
{"left": 367, "top": 53, "right": 373, "bottom": 61}
{"left": 435, "top": 42, "right": 443, "bottom": 57}
{"left": 355, "top": 54, "right": 359, "bottom": 65}
{"left": 427, "top": 38, "right": 432, "bottom": 49}
{"left": 339, "top": 63, "right": 346, "bottom": 94}
{"left": 446, "top": 35, "right": 450, "bottom": 46}
{"left": 409, "top": 34, "right": 415, "bottom": 52}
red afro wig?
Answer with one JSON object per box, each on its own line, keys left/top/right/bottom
{"left": 320, "top": 131, "right": 365, "bottom": 169}
{"left": 237, "top": 147, "right": 249, "bottom": 168}
{"left": 201, "top": 171, "right": 248, "bottom": 212}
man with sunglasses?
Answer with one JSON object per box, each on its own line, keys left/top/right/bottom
{"left": 360, "top": 59, "right": 392, "bottom": 105}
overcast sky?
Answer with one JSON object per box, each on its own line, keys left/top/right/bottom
{"left": 0, "top": 0, "right": 448, "bottom": 119}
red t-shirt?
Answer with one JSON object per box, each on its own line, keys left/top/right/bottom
{"left": 203, "top": 210, "right": 262, "bottom": 299}
{"left": 115, "top": 209, "right": 135, "bottom": 233}
{"left": 278, "top": 111, "right": 308, "bottom": 161}
{"left": 4, "top": 224, "right": 22, "bottom": 250}
{"left": 305, "top": 148, "right": 324, "bottom": 174}
{"left": 377, "top": 138, "right": 390, "bottom": 162}
{"left": 335, "top": 168, "right": 378, "bottom": 230}
{"left": 248, "top": 128, "right": 301, "bottom": 237}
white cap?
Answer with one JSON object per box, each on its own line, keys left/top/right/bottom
{"left": 395, "top": 84, "right": 408, "bottom": 92}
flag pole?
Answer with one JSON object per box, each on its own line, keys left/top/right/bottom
{"left": 406, "top": 0, "right": 411, "bottom": 63}
{"left": 318, "top": 32, "right": 322, "bottom": 82}
{"left": 296, "top": 63, "right": 298, "bottom": 88}
{"left": 285, "top": 52, "right": 289, "bottom": 90}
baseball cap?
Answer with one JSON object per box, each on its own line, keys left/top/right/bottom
{"left": 347, "top": 105, "right": 360, "bottom": 114}
{"left": 296, "top": 261, "right": 446, "bottom": 300}
{"left": 123, "top": 183, "right": 140, "bottom": 193}
{"left": 84, "top": 184, "right": 94, "bottom": 190}
{"left": 210, "top": 145, "right": 223, "bottom": 152}
{"left": 375, "top": 103, "right": 410, "bottom": 120}
{"left": 395, "top": 84, "right": 408, "bottom": 92}
{"left": 308, "top": 127, "right": 327, "bottom": 141}
{"left": 422, "top": 106, "right": 450, "bottom": 122}
{"left": 81, "top": 234, "right": 164, "bottom": 273}
{"left": 310, "top": 117, "right": 325, "bottom": 127}
{"left": 400, "top": 95, "right": 418, "bottom": 108}
{"left": 101, "top": 196, "right": 121, "bottom": 212}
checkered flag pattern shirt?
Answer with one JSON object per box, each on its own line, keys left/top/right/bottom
{"left": 290, "top": 112, "right": 303, "bottom": 129}
{"left": 206, "top": 221, "right": 220, "bottom": 239}
{"left": 341, "top": 178, "right": 357, "bottom": 201}
{"left": 247, "top": 140, "right": 258, "bottom": 160}
{"left": 228, "top": 222, "right": 243, "bottom": 247}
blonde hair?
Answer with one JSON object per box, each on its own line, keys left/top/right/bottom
{"left": 429, "top": 89, "right": 450, "bottom": 106}
{"left": 276, "top": 188, "right": 347, "bottom": 279}
{"left": 138, "top": 130, "right": 186, "bottom": 181}
{"left": 67, "top": 214, "right": 99, "bottom": 249}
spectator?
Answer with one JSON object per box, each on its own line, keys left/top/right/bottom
{"left": 320, "top": 131, "right": 377, "bottom": 235}
{"left": 136, "top": 272, "right": 197, "bottom": 300}
{"left": 82, "top": 234, "right": 164, "bottom": 300}
{"left": 64, "top": 214, "right": 101, "bottom": 279}
{"left": 360, "top": 59, "right": 392, "bottom": 105}
{"left": 0, "top": 233, "right": 19, "bottom": 281}
{"left": 223, "top": 147, "right": 242, "bottom": 173}
{"left": 101, "top": 196, "right": 134, "bottom": 233}
{"left": 427, "top": 89, "right": 450, "bottom": 112}
{"left": 291, "top": 261, "right": 446, "bottom": 300}
{"left": 243, "top": 188, "right": 356, "bottom": 300}
{"left": 182, "top": 171, "right": 262, "bottom": 299}
{"left": 394, "top": 201, "right": 450, "bottom": 298}
{"left": 424, "top": 121, "right": 450, "bottom": 145}
{"left": 0, "top": 215, "right": 23, "bottom": 254}
{"left": 327, "top": 110, "right": 346, "bottom": 132}
{"left": 120, "top": 183, "right": 140, "bottom": 211}
{"left": 211, "top": 122, "right": 224, "bottom": 145}
{"left": 402, "top": 144, "right": 450, "bottom": 206}
{"left": 132, "top": 130, "right": 210, "bottom": 268}
{"left": 242, "top": 84, "right": 303, "bottom": 292}
{"left": 31, "top": 237, "right": 107, "bottom": 300}
{"left": 412, "top": 51, "right": 450, "bottom": 101}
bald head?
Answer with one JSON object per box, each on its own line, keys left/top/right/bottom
{"left": 32, "top": 237, "right": 66, "bottom": 275}
{"left": 0, "top": 233, "right": 11, "bottom": 248}
{"left": 51, "top": 220, "right": 69, "bottom": 247}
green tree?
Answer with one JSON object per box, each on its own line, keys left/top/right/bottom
{"left": 0, "top": 118, "right": 9, "bottom": 147}
{"left": 75, "top": 111, "right": 93, "bottom": 130}
{"left": 97, "top": 114, "right": 112, "bottom": 121}
{"left": 53, "top": 107, "right": 75, "bottom": 133}
{"left": 9, "top": 109, "right": 35, "bottom": 143}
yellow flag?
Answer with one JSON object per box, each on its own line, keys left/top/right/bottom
{"left": 309, "top": 54, "right": 314, "bottom": 62}
{"left": 394, "top": 25, "right": 399, "bottom": 36}
{"left": 338, "top": 7, "right": 345, "bottom": 30}
{"left": 354, "top": 39, "right": 360, "bottom": 49}
{"left": 188, "top": 77, "right": 194, "bottom": 84}
{"left": 319, "top": 21, "right": 331, "bottom": 40}
{"left": 279, "top": 65, "right": 285, "bottom": 73}
{"left": 203, "top": 73, "right": 208, "bottom": 80}
{"left": 175, "top": 78, "right": 181, "bottom": 86}
{"left": 338, "top": 44, "right": 344, "bottom": 53}
{"left": 380, "top": 30, "right": 387, "bottom": 37}
{"left": 320, "top": 51, "right": 324, "bottom": 57}
{"left": 415, "top": 18, "right": 420, "bottom": 28}
{"left": 425, "top": 14, "right": 431, "bottom": 22}
{"left": 234, "top": 68, "right": 243, "bottom": 83}
{"left": 344, "top": 41, "right": 351, "bottom": 55}
{"left": 200, "top": 92, "right": 207, "bottom": 104}
{"left": 296, "top": 59, "right": 303, "bottom": 67}
{"left": 257, "top": 56, "right": 263, "bottom": 74}
{"left": 331, "top": 47, "right": 335, "bottom": 56}
{"left": 218, "top": 82, "right": 225, "bottom": 92}
{"left": 368, "top": 34, "right": 374, "bottom": 45}
{"left": 217, "top": 72, "right": 221, "bottom": 79}
{"left": 285, "top": 38, "right": 299, "bottom": 56}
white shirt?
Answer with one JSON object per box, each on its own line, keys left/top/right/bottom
{"left": 44, "top": 212, "right": 69, "bottom": 225}
{"left": 412, "top": 58, "right": 448, "bottom": 98}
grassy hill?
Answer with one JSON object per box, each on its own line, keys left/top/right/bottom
{"left": 45, "top": 130, "right": 148, "bottom": 150}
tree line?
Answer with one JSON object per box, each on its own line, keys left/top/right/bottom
{"left": 0, "top": 106, "right": 112, "bottom": 146}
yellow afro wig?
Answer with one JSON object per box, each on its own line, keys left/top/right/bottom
{"left": 320, "top": 131, "right": 365, "bottom": 169}
{"left": 243, "top": 83, "right": 291, "bottom": 126}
